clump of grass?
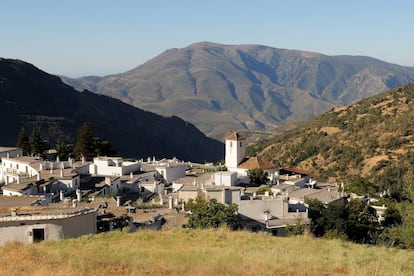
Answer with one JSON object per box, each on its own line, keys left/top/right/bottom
{"left": 0, "top": 228, "right": 413, "bottom": 275}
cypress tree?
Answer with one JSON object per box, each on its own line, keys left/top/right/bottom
{"left": 74, "top": 122, "right": 95, "bottom": 161}
{"left": 16, "top": 127, "right": 30, "bottom": 155}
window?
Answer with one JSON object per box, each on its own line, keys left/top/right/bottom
{"left": 32, "top": 228, "right": 45, "bottom": 243}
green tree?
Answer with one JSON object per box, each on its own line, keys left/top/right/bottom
{"left": 16, "top": 127, "right": 30, "bottom": 155}
{"left": 247, "top": 168, "right": 268, "bottom": 186}
{"left": 305, "top": 198, "right": 325, "bottom": 236}
{"left": 55, "top": 138, "right": 73, "bottom": 160}
{"left": 185, "top": 196, "right": 241, "bottom": 230}
{"left": 345, "top": 176, "right": 377, "bottom": 196}
{"left": 345, "top": 199, "right": 378, "bottom": 243}
{"left": 29, "top": 128, "right": 47, "bottom": 157}
{"left": 93, "top": 137, "right": 116, "bottom": 157}
{"left": 74, "top": 122, "right": 95, "bottom": 161}
{"left": 382, "top": 205, "right": 402, "bottom": 227}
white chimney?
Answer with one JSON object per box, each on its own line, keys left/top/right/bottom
{"left": 76, "top": 189, "right": 81, "bottom": 201}
{"left": 130, "top": 172, "right": 133, "bottom": 179}
{"left": 116, "top": 196, "right": 121, "bottom": 207}
{"left": 168, "top": 196, "right": 173, "bottom": 209}
{"left": 60, "top": 168, "right": 64, "bottom": 177}
{"left": 59, "top": 190, "right": 64, "bottom": 201}
{"left": 50, "top": 163, "right": 54, "bottom": 174}
{"left": 56, "top": 156, "right": 60, "bottom": 162}
{"left": 181, "top": 201, "right": 185, "bottom": 211}
{"left": 37, "top": 173, "right": 41, "bottom": 181}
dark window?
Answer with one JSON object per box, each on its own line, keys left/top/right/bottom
{"left": 33, "top": 228, "right": 45, "bottom": 243}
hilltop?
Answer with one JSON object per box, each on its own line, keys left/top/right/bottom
{"left": 62, "top": 42, "right": 414, "bottom": 138}
{"left": 0, "top": 228, "right": 412, "bottom": 275}
{"left": 249, "top": 83, "right": 414, "bottom": 191}
{"left": 0, "top": 58, "right": 223, "bottom": 162}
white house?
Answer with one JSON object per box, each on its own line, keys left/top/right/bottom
{"left": 0, "top": 199, "right": 97, "bottom": 246}
{"left": 1, "top": 156, "right": 80, "bottom": 196}
{"left": 214, "top": 171, "right": 237, "bottom": 186}
{"left": 89, "top": 156, "right": 140, "bottom": 176}
{"left": 155, "top": 164, "right": 186, "bottom": 183}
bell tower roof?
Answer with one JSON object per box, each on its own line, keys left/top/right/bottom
{"left": 225, "top": 132, "right": 245, "bottom": 141}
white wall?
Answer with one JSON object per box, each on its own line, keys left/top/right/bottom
{"left": 214, "top": 171, "right": 237, "bottom": 186}
{"left": 90, "top": 158, "right": 140, "bottom": 176}
{"left": 156, "top": 165, "right": 185, "bottom": 183}
{"left": 0, "top": 224, "right": 63, "bottom": 246}
{"left": 225, "top": 138, "right": 246, "bottom": 170}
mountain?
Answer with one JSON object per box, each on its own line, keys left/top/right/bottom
{"left": 248, "top": 83, "right": 414, "bottom": 194}
{"left": 0, "top": 58, "right": 223, "bottom": 162}
{"left": 62, "top": 42, "right": 414, "bottom": 139}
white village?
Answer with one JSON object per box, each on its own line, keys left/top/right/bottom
{"left": 0, "top": 131, "right": 376, "bottom": 246}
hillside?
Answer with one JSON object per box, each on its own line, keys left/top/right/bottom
{"left": 62, "top": 42, "right": 414, "bottom": 138}
{"left": 0, "top": 58, "right": 223, "bottom": 162}
{"left": 0, "top": 228, "right": 412, "bottom": 275}
{"left": 249, "top": 83, "right": 414, "bottom": 191}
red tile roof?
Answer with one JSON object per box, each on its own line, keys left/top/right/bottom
{"left": 238, "top": 157, "right": 276, "bottom": 170}
{"left": 282, "top": 167, "right": 311, "bottom": 176}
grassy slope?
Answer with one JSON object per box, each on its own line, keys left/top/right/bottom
{"left": 1, "top": 228, "right": 413, "bottom": 275}
{"left": 249, "top": 83, "right": 414, "bottom": 185}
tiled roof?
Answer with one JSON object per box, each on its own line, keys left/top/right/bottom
{"left": 225, "top": 132, "right": 246, "bottom": 141}
{"left": 238, "top": 157, "right": 276, "bottom": 170}
{"left": 282, "top": 167, "right": 311, "bottom": 176}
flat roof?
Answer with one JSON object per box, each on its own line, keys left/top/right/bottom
{"left": 0, "top": 147, "right": 21, "bottom": 153}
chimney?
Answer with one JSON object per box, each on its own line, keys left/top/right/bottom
{"left": 50, "top": 163, "right": 54, "bottom": 174}
{"left": 130, "top": 172, "right": 133, "bottom": 179}
{"left": 37, "top": 173, "right": 41, "bottom": 181}
{"left": 116, "top": 196, "right": 121, "bottom": 207}
{"left": 59, "top": 190, "right": 64, "bottom": 201}
{"left": 72, "top": 199, "right": 77, "bottom": 208}
{"left": 17, "top": 175, "right": 20, "bottom": 184}
{"left": 56, "top": 156, "right": 60, "bottom": 162}
{"left": 168, "top": 196, "right": 173, "bottom": 209}
{"left": 81, "top": 156, "right": 85, "bottom": 164}
{"left": 181, "top": 201, "right": 185, "bottom": 211}
{"left": 159, "top": 196, "right": 164, "bottom": 205}
{"left": 60, "top": 168, "right": 64, "bottom": 177}
{"left": 76, "top": 189, "right": 81, "bottom": 202}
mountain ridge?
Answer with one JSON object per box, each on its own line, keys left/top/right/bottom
{"left": 0, "top": 57, "right": 223, "bottom": 162}
{"left": 61, "top": 42, "right": 414, "bottom": 139}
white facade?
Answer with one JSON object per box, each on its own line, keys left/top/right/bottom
{"left": 1, "top": 157, "right": 40, "bottom": 184}
{"left": 214, "top": 171, "right": 237, "bottom": 186}
{"left": 225, "top": 133, "right": 246, "bottom": 171}
{"left": 89, "top": 157, "right": 140, "bottom": 176}
{"left": 155, "top": 165, "right": 186, "bottom": 183}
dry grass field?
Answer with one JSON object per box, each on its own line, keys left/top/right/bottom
{"left": 0, "top": 228, "right": 413, "bottom": 276}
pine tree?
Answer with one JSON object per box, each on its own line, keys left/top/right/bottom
{"left": 16, "top": 127, "right": 30, "bottom": 155}
{"left": 29, "top": 128, "right": 47, "bottom": 157}
{"left": 55, "top": 138, "right": 73, "bottom": 160}
{"left": 74, "top": 122, "right": 95, "bottom": 161}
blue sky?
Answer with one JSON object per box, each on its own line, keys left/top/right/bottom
{"left": 1, "top": 0, "right": 414, "bottom": 77}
